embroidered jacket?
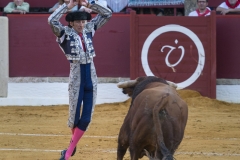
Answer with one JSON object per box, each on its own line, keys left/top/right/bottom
{"left": 48, "top": 1, "right": 112, "bottom": 64}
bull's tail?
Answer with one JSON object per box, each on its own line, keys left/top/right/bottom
{"left": 152, "top": 94, "right": 173, "bottom": 160}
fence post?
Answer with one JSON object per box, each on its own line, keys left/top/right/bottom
{"left": 0, "top": 17, "right": 9, "bottom": 97}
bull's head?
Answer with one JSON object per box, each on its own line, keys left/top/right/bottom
{"left": 117, "top": 79, "right": 138, "bottom": 97}
{"left": 117, "top": 76, "right": 178, "bottom": 98}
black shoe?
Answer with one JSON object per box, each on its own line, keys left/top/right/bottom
{"left": 60, "top": 147, "right": 77, "bottom": 158}
{"left": 72, "top": 146, "right": 77, "bottom": 156}
{"left": 59, "top": 150, "right": 66, "bottom": 160}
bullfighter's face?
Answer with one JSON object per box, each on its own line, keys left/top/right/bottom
{"left": 197, "top": 0, "right": 208, "bottom": 11}
{"left": 229, "top": 0, "right": 238, "bottom": 5}
{"left": 70, "top": 20, "right": 87, "bottom": 33}
{"left": 14, "top": 0, "right": 24, "bottom": 6}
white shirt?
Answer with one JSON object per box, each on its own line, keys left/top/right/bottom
{"left": 188, "top": 7, "right": 211, "bottom": 17}
{"left": 218, "top": 2, "right": 240, "bottom": 9}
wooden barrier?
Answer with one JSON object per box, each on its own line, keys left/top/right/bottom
{"left": 216, "top": 15, "right": 240, "bottom": 79}
{"left": 208, "top": 0, "right": 223, "bottom": 8}
{"left": 7, "top": 14, "right": 130, "bottom": 77}
{"left": 5, "top": 11, "right": 240, "bottom": 98}
{"left": 130, "top": 11, "right": 216, "bottom": 98}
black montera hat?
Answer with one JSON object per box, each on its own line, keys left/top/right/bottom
{"left": 65, "top": 11, "right": 91, "bottom": 22}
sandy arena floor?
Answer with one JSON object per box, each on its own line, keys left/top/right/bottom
{"left": 0, "top": 90, "right": 240, "bottom": 160}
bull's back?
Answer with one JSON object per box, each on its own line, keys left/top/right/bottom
{"left": 132, "top": 83, "right": 180, "bottom": 110}
{"left": 129, "top": 83, "right": 174, "bottom": 124}
{"left": 130, "top": 82, "right": 188, "bottom": 134}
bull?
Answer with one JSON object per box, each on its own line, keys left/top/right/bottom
{"left": 117, "top": 76, "right": 188, "bottom": 160}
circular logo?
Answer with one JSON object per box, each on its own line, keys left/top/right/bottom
{"left": 141, "top": 24, "right": 205, "bottom": 89}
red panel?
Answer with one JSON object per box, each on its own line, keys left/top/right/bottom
{"left": 130, "top": 11, "right": 216, "bottom": 98}
{"left": 0, "top": 0, "right": 10, "bottom": 8}
{"left": 0, "top": 0, "right": 57, "bottom": 8}
{"left": 8, "top": 14, "right": 69, "bottom": 77}
{"left": 216, "top": 15, "right": 240, "bottom": 79}
{"left": 8, "top": 14, "right": 130, "bottom": 77}
{"left": 93, "top": 14, "right": 130, "bottom": 77}
{"left": 208, "top": 0, "right": 223, "bottom": 8}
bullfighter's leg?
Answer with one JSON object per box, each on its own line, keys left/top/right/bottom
{"left": 65, "top": 63, "right": 97, "bottom": 159}
{"left": 76, "top": 62, "right": 97, "bottom": 131}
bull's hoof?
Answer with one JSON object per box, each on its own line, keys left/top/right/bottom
{"left": 163, "top": 154, "right": 173, "bottom": 160}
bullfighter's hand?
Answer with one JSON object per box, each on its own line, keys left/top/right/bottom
{"left": 83, "top": 7, "right": 92, "bottom": 13}
{"left": 79, "top": 0, "right": 90, "bottom": 8}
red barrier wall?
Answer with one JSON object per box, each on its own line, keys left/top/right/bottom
{"left": 0, "top": 0, "right": 12, "bottom": 8}
{"left": 6, "top": 12, "right": 240, "bottom": 84}
{"left": 8, "top": 14, "right": 130, "bottom": 77}
{"left": 130, "top": 11, "right": 216, "bottom": 98}
{"left": 216, "top": 15, "right": 240, "bottom": 79}
{"left": 208, "top": 0, "right": 223, "bottom": 8}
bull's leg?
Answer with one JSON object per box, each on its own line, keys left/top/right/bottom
{"left": 117, "top": 124, "right": 129, "bottom": 160}
{"left": 159, "top": 142, "right": 173, "bottom": 160}
{"left": 129, "top": 147, "right": 141, "bottom": 160}
{"left": 117, "top": 143, "right": 128, "bottom": 160}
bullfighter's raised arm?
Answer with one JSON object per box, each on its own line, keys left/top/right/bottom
{"left": 48, "top": 3, "right": 68, "bottom": 37}
{"left": 87, "top": 1, "right": 112, "bottom": 30}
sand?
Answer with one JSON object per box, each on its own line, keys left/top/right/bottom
{"left": 0, "top": 89, "right": 240, "bottom": 160}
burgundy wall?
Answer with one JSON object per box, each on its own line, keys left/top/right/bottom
{"left": 208, "top": 0, "right": 223, "bottom": 8}
{"left": 0, "top": 0, "right": 12, "bottom": 8}
{"left": 216, "top": 15, "right": 240, "bottom": 79}
{"left": 7, "top": 14, "right": 130, "bottom": 77}
{"left": 6, "top": 12, "right": 240, "bottom": 81}
{"left": 130, "top": 12, "right": 216, "bottom": 98}
{"left": 0, "top": 0, "right": 57, "bottom": 8}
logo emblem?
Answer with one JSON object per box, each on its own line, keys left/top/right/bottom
{"left": 141, "top": 24, "right": 205, "bottom": 89}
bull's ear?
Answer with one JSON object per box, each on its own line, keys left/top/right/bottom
{"left": 122, "top": 87, "right": 134, "bottom": 97}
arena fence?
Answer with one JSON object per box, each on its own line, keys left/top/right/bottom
{"left": 3, "top": 11, "right": 240, "bottom": 99}
{"left": 130, "top": 11, "right": 216, "bottom": 98}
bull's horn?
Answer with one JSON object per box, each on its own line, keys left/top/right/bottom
{"left": 166, "top": 80, "right": 178, "bottom": 89}
{"left": 117, "top": 80, "right": 137, "bottom": 88}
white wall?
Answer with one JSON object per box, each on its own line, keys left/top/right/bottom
{"left": 217, "top": 85, "right": 240, "bottom": 103}
{"left": 0, "top": 17, "right": 9, "bottom": 97}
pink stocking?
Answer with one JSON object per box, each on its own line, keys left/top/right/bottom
{"left": 71, "top": 128, "right": 75, "bottom": 135}
{"left": 65, "top": 127, "right": 84, "bottom": 160}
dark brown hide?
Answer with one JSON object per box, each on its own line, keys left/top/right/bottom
{"left": 117, "top": 76, "right": 188, "bottom": 160}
